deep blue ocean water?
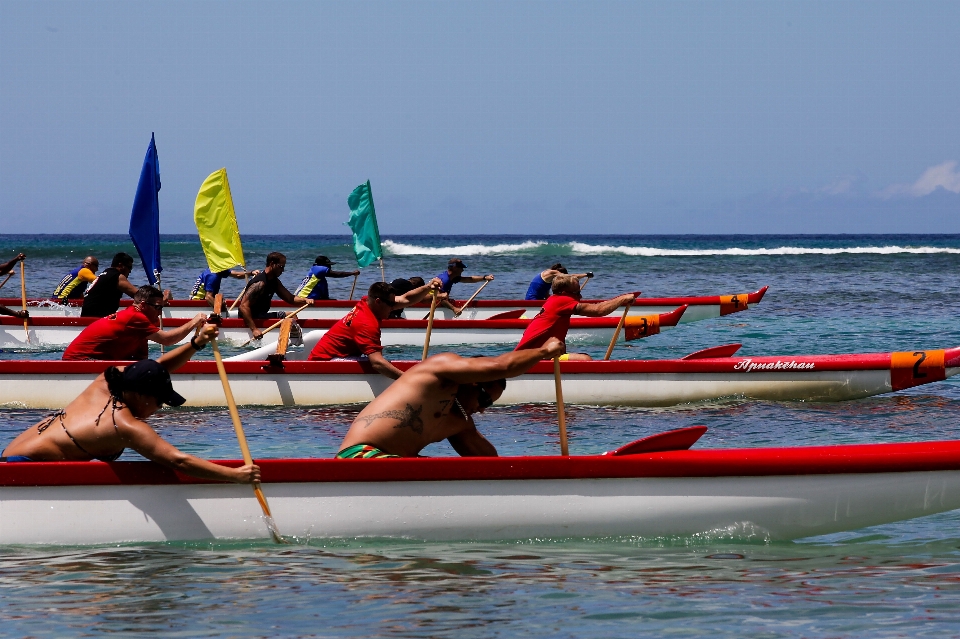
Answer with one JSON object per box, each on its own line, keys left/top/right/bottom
{"left": 2, "top": 234, "right": 960, "bottom": 637}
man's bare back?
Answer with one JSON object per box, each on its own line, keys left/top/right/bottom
{"left": 339, "top": 338, "right": 564, "bottom": 457}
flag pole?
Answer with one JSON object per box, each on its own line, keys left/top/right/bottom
{"left": 379, "top": 258, "right": 385, "bottom": 282}
{"left": 156, "top": 271, "right": 164, "bottom": 354}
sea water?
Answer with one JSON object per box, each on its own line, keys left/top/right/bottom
{"left": 1, "top": 234, "right": 960, "bottom": 637}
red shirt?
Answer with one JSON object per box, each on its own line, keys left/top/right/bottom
{"left": 308, "top": 297, "right": 384, "bottom": 360}
{"left": 63, "top": 306, "right": 159, "bottom": 361}
{"left": 514, "top": 294, "right": 579, "bottom": 351}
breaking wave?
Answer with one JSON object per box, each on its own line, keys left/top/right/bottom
{"left": 382, "top": 239, "right": 960, "bottom": 257}
{"left": 382, "top": 240, "right": 548, "bottom": 256}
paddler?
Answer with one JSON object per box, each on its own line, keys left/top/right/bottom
{"left": 514, "top": 274, "right": 636, "bottom": 361}
{"left": 0, "top": 252, "right": 26, "bottom": 276}
{"left": 308, "top": 278, "right": 442, "bottom": 379}
{"left": 190, "top": 266, "right": 256, "bottom": 310}
{"left": 1, "top": 323, "right": 260, "bottom": 484}
{"left": 64, "top": 286, "right": 207, "bottom": 361}
{"left": 525, "top": 263, "right": 593, "bottom": 300}
{"left": 238, "top": 252, "right": 309, "bottom": 341}
{"left": 80, "top": 252, "right": 139, "bottom": 318}
{"left": 336, "top": 336, "right": 564, "bottom": 458}
{"left": 294, "top": 255, "right": 360, "bottom": 301}
{"left": 436, "top": 258, "right": 494, "bottom": 315}
{"left": 387, "top": 277, "right": 425, "bottom": 318}
{"left": 52, "top": 256, "right": 99, "bottom": 303}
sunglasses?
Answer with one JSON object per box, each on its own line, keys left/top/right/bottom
{"left": 477, "top": 386, "right": 495, "bottom": 410}
{"left": 144, "top": 300, "right": 164, "bottom": 310}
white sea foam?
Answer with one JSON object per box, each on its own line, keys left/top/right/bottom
{"left": 569, "top": 242, "right": 960, "bottom": 256}
{"left": 382, "top": 238, "right": 960, "bottom": 257}
{"left": 382, "top": 240, "right": 547, "bottom": 256}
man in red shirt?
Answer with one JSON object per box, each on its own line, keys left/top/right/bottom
{"left": 63, "top": 286, "right": 207, "bottom": 361}
{"left": 308, "top": 278, "right": 441, "bottom": 378}
{"left": 514, "top": 275, "right": 636, "bottom": 360}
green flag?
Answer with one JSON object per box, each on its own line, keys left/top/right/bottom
{"left": 194, "top": 168, "right": 245, "bottom": 272}
{"left": 346, "top": 180, "right": 382, "bottom": 268}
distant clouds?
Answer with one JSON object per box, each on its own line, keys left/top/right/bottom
{"left": 882, "top": 161, "right": 960, "bottom": 198}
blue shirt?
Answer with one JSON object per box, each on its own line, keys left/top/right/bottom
{"left": 190, "top": 268, "right": 230, "bottom": 300}
{"left": 437, "top": 271, "right": 461, "bottom": 295}
{"left": 296, "top": 265, "right": 332, "bottom": 300}
{"left": 525, "top": 273, "right": 552, "bottom": 300}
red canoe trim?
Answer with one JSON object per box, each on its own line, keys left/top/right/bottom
{"left": 4, "top": 439, "right": 960, "bottom": 487}
{"left": 2, "top": 347, "right": 958, "bottom": 375}
{"left": 2, "top": 289, "right": 771, "bottom": 311}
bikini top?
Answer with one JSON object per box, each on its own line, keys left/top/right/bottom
{"left": 38, "top": 396, "right": 126, "bottom": 462}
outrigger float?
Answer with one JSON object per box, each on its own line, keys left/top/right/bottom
{"left": 0, "top": 306, "right": 687, "bottom": 351}
{"left": 1, "top": 344, "right": 956, "bottom": 409}
{"left": 3, "top": 427, "right": 960, "bottom": 545}
{"left": 0, "top": 286, "right": 767, "bottom": 322}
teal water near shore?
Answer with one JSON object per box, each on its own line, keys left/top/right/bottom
{"left": 2, "top": 234, "right": 960, "bottom": 636}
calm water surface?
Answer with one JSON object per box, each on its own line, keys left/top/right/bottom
{"left": 2, "top": 234, "right": 960, "bottom": 636}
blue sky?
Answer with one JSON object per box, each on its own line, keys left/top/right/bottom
{"left": 1, "top": 0, "right": 959, "bottom": 234}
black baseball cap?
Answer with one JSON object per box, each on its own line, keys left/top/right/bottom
{"left": 448, "top": 258, "right": 466, "bottom": 269}
{"left": 315, "top": 255, "right": 335, "bottom": 267}
{"left": 121, "top": 360, "right": 186, "bottom": 407}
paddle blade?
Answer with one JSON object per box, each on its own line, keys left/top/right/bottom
{"left": 487, "top": 309, "right": 526, "bottom": 320}
{"left": 607, "top": 426, "right": 708, "bottom": 456}
{"left": 213, "top": 293, "right": 223, "bottom": 316}
{"left": 681, "top": 343, "right": 743, "bottom": 360}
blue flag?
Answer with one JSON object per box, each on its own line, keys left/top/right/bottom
{"left": 129, "top": 133, "right": 162, "bottom": 285}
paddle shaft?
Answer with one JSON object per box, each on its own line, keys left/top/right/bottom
{"left": 240, "top": 301, "right": 311, "bottom": 347}
{"left": 228, "top": 271, "right": 250, "bottom": 312}
{"left": 603, "top": 302, "right": 633, "bottom": 361}
{"left": 349, "top": 273, "right": 358, "bottom": 300}
{"left": 554, "top": 357, "right": 569, "bottom": 456}
{"left": 19, "top": 261, "right": 28, "bottom": 342}
{"left": 0, "top": 272, "right": 13, "bottom": 292}
{"left": 422, "top": 291, "right": 439, "bottom": 360}
{"left": 456, "top": 279, "right": 490, "bottom": 316}
{"left": 210, "top": 337, "right": 282, "bottom": 542}
{"left": 580, "top": 277, "right": 589, "bottom": 292}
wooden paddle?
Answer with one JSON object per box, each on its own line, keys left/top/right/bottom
{"left": 454, "top": 279, "right": 490, "bottom": 317}
{"left": 0, "top": 271, "right": 14, "bottom": 293}
{"left": 422, "top": 290, "right": 439, "bottom": 360}
{"left": 19, "top": 260, "right": 29, "bottom": 343}
{"left": 210, "top": 294, "right": 286, "bottom": 544}
{"left": 349, "top": 273, "right": 359, "bottom": 300}
{"left": 603, "top": 300, "right": 634, "bottom": 361}
{"left": 554, "top": 357, "right": 569, "bottom": 456}
{"left": 240, "top": 301, "right": 311, "bottom": 347}
{"left": 266, "top": 318, "right": 293, "bottom": 368}
{"left": 579, "top": 272, "right": 594, "bottom": 292}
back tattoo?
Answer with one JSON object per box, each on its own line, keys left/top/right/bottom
{"left": 356, "top": 403, "right": 424, "bottom": 434}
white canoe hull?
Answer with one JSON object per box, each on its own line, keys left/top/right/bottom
{"left": 3, "top": 470, "right": 960, "bottom": 545}
{"left": 1, "top": 365, "right": 956, "bottom": 409}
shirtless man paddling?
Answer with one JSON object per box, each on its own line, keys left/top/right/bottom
{"left": 337, "top": 337, "right": 564, "bottom": 458}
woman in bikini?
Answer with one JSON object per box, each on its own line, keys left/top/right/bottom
{"left": 1, "top": 323, "right": 259, "bottom": 484}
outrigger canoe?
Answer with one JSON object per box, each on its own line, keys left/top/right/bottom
{"left": 3, "top": 427, "right": 960, "bottom": 544}
{"left": 0, "top": 306, "right": 687, "bottom": 351}
{"left": 0, "top": 286, "right": 767, "bottom": 322}
{"left": 1, "top": 344, "right": 956, "bottom": 409}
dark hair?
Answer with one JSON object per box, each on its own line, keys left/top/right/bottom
{"left": 134, "top": 285, "right": 163, "bottom": 303}
{"left": 111, "top": 252, "right": 134, "bottom": 269}
{"left": 409, "top": 277, "right": 425, "bottom": 287}
{"left": 368, "top": 281, "right": 395, "bottom": 303}
{"left": 104, "top": 366, "right": 125, "bottom": 400}
{"left": 550, "top": 262, "right": 564, "bottom": 271}
{"left": 265, "top": 252, "right": 286, "bottom": 266}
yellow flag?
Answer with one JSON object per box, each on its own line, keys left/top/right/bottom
{"left": 194, "top": 168, "right": 245, "bottom": 272}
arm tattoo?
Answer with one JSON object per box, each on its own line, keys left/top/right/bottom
{"left": 356, "top": 403, "right": 424, "bottom": 434}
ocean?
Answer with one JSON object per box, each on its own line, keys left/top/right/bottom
{"left": 2, "top": 234, "right": 960, "bottom": 637}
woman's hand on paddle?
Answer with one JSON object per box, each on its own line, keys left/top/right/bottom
{"left": 234, "top": 463, "right": 261, "bottom": 484}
